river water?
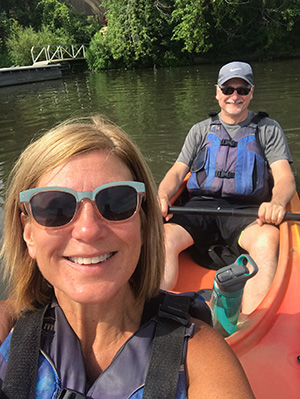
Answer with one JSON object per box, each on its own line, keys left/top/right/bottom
{"left": 0, "top": 58, "right": 300, "bottom": 296}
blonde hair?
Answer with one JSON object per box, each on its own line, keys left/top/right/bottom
{"left": 1, "top": 115, "right": 164, "bottom": 312}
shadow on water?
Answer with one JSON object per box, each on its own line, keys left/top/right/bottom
{"left": 0, "top": 59, "right": 300, "bottom": 296}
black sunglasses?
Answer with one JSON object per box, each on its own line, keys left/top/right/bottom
{"left": 218, "top": 86, "right": 251, "bottom": 96}
{"left": 20, "top": 181, "right": 145, "bottom": 228}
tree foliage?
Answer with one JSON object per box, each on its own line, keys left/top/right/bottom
{"left": 86, "top": 30, "right": 116, "bottom": 70}
{"left": 171, "top": 0, "right": 300, "bottom": 59}
{"left": 37, "top": 0, "right": 98, "bottom": 44}
{"left": 0, "top": 0, "right": 98, "bottom": 67}
{"left": 0, "top": 0, "right": 300, "bottom": 69}
{"left": 0, "top": 0, "right": 41, "bottom": 31}
{"left": 171, "top": 0, "right": 213, "bottom": 53}
{"left": 86, "top": 0, "right": 191, "bottom": 70}
{"left": 6, "top": 22, "right": 70, "bottom": 65}
{"left": 86, "top": 0, "right": 300, "bottom": 70}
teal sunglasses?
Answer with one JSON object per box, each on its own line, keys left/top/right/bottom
{"left": 20, "top": 181, "right": 145, "bottom": 228}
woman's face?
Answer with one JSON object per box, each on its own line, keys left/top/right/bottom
{"left": 22, "top": 150, "right": 143, "bottom": 307}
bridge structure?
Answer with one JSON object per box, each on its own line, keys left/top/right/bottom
{"left": 31, "top": 44, "right": 86, "bottom": 65}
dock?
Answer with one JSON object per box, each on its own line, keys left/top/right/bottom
{"left": 0, "top": 64, "right": 62, "bottom": 88}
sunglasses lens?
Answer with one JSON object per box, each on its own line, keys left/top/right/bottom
{"left": 96, "top": 186, "right": 138, "bottom": 221}
{"left": 221, "top": 87, "right": 234, "bottom": 95}
{"left": 221, "top": 86, "right": 251, "bottom": 95}
{"left": 30, "top": 191, "right": 76, "bottom": 227}
{"left": 237, "top": 87, "right": 251, "bottom": 95}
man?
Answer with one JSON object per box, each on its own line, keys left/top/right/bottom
{"left": 159, "top": 61, "right": 296, "bottom": 314}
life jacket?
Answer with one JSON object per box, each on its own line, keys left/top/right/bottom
{"left": 0, "top": 291, "right": 212, "bottom": 399}
{"left": 187, "top": 112, "right": 272, "bottom": 204}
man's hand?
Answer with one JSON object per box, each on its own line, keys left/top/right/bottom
{"left": 159, "top": 194, "right": 169, "bottom": 218}
{"left": 257, "top": 201, "right": 286, "bottom": 226}
{"left": 159, "top": 194, "right": 175, "bottom": 222}
{"left": 158, "top": 161, "right": 190, "bottom": 221}
{"left": 258, "top": 159, "right": 297, "bottom": 226}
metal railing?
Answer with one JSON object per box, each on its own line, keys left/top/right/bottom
{"left": 31, "top": 44, "right": 86, "bottom": 64}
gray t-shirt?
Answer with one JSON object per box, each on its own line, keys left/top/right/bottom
{"left": 177, "top": 111, "right": 293, "bottom": 168}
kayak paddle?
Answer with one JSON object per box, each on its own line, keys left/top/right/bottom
{"left": 168, "top": 206, "right": 300, "bottom": 222}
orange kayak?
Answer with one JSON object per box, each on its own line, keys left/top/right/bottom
{"left": 172, "top": 183, "right": 300, "bottom": 398}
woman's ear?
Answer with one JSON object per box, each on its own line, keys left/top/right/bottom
{"left": 21, "top": 213, "right": 36, "bottom": 259}
{"left": 20, "top": 211, "right": 26, "bottom": 227}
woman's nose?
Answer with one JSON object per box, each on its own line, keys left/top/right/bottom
{"left": 71, "top": 200, "right": 108, "bottom": 241}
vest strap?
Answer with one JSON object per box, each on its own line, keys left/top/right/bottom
{"left": 251, "top": 111, "right": 269, "bottom": 124}
{"left": 142, "top": 294, "right": 192, "bottom": 399}
{"left": 1, "top": 306, "right": 47, "bottom": 399}
{"left": 215, "top": 171, "right": 235, "bottom": 179}
{"left": 220, "top": 138, "right": 238, "bottom": 147}
{"left": 57, "top": 388, "right": 86, "bottom": 399}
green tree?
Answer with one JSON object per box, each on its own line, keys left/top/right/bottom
{"left": 103, "top": 0, "right": 168, "bottom": 67}
{"left": 37, "top": 0, "right": 97, "bottom": 44}
{"left": 37, "top": 0, "right": 73, "bottom": 32}
{"left": 0, "top": 0, "right": 42, "bottom": 30}
{"left": 1, "top": 0, "right": 99, "bottom": 67}
{"left": 171, "top": 0, "right": 213, "bottom": 53}
{"left": 87, "top": 0, "right": 191, "bottom": 70}
{"left": 248, "top": 0, "right": 300, "bottom": 57}
{"left": 86, "top": 29, "right": 116, "bottom": 70}
{"left": 0, "top": 11, "right": 13, "bottom": 66}
{"left": 1, "top": 0, "right": 300, "bottom": 69}
{"left": 171, "top": 0, "right": 300, "bottom": 59}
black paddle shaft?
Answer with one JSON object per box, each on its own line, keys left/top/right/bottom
{"left": 168, "top": 206, "right": 300, "bottom": 222}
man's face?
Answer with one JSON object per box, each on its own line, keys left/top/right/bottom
{"left": 216, "top": 78, "right": 254, "bottom": 123}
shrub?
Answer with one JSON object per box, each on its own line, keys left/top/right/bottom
{"left": 6, "top": 22, "right": 73, "bottom": 66}
{"left": 86, "top": 29, "right": 116, "bottom": 70}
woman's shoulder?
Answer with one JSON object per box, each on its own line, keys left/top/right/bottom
{"left": 188, "top": 317, "right": 227, "bottom": 354}
{"left": 0, "top": 300, "right": 17, "bottom": 345}
{"left": 186, "top": 318, "right": 255, "bottom": 398}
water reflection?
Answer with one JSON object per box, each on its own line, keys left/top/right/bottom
{"left": 0, "top": 59, "right": 300, "bottom": 190}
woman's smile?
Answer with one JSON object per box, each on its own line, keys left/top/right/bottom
{"left": 67, "top": 253, "right": 114, "bottom": 265}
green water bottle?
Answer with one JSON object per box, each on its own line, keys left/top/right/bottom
{"left": 210, "top": 254, "right": 258, "bottom": 337}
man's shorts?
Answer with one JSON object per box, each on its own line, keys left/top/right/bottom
{"left": 169, "top": 196, "right": 259, "bottom": 259}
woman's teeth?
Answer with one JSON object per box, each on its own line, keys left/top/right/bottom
{"left": 68, "top": 253, "right": 113, "bottom": 265}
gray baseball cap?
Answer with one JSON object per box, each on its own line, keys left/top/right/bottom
{"left": 218, "top": 61, "right": 254, "bottom": 86}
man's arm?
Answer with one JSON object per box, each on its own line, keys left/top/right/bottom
{"left": 158, "top": 161, "right": 190, "bottom": 220}
{"left": 257, "top": 159, "right": 296, "bottom": 226}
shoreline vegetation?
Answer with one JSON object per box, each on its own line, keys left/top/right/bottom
{"left": 0, "top": 1, "right": 299, "bottom": 71}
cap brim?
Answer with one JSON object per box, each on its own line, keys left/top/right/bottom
{"left": 218, "top": 75, "right": 253, "bottom": 86}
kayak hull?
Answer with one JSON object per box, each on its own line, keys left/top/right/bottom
{"left": 173, "top": 194, "right": 300, "bottom": 398}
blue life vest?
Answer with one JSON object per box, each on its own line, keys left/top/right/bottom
{"left": 0, "top": 317, "right": 189, "bottom": 399}
{"left": 0, "top": 292, "right": 211, "bottom": 399}
{"left": 187, "top": 113, "right": 272, "bottom": 204}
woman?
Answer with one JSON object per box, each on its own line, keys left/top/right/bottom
{"left": 0, "top": 115, "right": 255, "bottom": 398}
